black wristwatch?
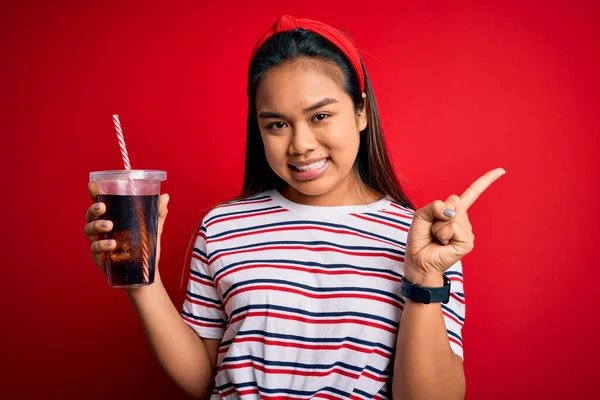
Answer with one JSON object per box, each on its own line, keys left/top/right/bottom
{"left": 400, "top": 275, "right": 451, "bottom": 304}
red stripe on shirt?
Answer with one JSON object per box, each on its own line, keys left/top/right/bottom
{"left": 206, "top": 208, "right": 288, "bottom": 228}
{"left": 189, "top": 274, "right": 214, "bottom": 287}
{"left": 448, "top": 276, "right": 464, "bottom": 284}
{"left": 314, "top": 394, "right": 346, "bottom": 400}
{"left": 219, "top": 362, "right": 387, "bottom": 385}
{"left": 214, "top": 263, "right": 401, "bottom": 288}
{"left": 448, "top": 336, "right": 463, "bottom": 348}
{"left": 225, "top": 285, "right": 403, "bottom": 309}
{"left": 381, "top": 210, "right": 414, "bottom": 220}
{"left": 390, "top": 202, "right": 415, "bottom": 214}
{"left": 182, "top": 316, "right": 224, "bottom": 328}
{"left": 219, "top": 387, "right": 237, "bottom": 397}
{"left": 219, "top": 336, "right": 392, "bottom": 359}
{"left": 184, "top": 295, "right": 224, "bottom": 310}
{"left": 217, "top": 198, "right": 272, "bottom": 208}
{"left": 442, "top": 310, "right": 464, "bottom": 326}
{"left": 220, "top": 362, "right": 360, "bottom": 380}
{"left": 228, "top": 311, "right": 398, "bottom": 334}
{"left": 191, "top": 253, "right": 208, "bottom": 264}
{"left": 211, "top": 245, "right": 404, "bottom": 264}
{"left": 450, "top": 293, "right": 465, "bottom": 304}
{"left": 351, "top": 214, "right": 410, "bottom": 232}
{"left": 207, "top": 225, "right": 403, "bottom": 249}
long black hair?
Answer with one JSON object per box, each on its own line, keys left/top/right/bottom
{"left": 182, "top": 29, "right": 414, "bottom": 287}
{"left": 241, "top": 29, "right": 414, "bottom": 210}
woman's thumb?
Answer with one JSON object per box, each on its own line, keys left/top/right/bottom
{"left": 158, "top": 193, "right": 169, "bottom": 219}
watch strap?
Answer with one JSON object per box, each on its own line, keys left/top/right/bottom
{"left": 400, "top": 274, "right": 451, "bottom": 304}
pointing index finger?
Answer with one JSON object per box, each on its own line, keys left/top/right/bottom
{"left": 460, "top": 168, "right": 506, "bottom": 210}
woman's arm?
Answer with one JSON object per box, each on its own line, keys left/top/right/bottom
{"left": 392, "top": 169, "right": 506, "bottom": 399}
{"left": 391, "top": 273, "right": 465, "bottom": 400}
{"left": 127, "top": 271, "right": 220, "bottom": 399}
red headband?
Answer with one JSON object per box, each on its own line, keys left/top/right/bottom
{"left": 250, "top": 15, "right": 366, "bottom": 92}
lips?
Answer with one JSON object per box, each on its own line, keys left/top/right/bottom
{"left": 288, "top": 158, "right": 330, "bottom": 182}
{"left": 289, "top": 158, "right": 328, "bottom": 172}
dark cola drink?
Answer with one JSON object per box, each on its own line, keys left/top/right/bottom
{"left": 98, "top": 194, "right": 159, "bottom": 287}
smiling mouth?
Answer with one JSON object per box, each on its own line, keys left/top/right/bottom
{"left": 288, "top": 158, "right": 329, "bottom": 171}
{"left": 287, "top": 158, "right": 330, "bottom": 182}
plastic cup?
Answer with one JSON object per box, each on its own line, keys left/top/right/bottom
{"left": 89, "top": 170, "right": 167, "bottom": 288}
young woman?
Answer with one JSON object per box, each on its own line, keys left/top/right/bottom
{"left": 84, "top": 15, "right": 504, "bottom": 400}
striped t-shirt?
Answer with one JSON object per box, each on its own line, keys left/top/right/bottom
{"left": 181, "top": 189, "right": 465, "bottom": 399}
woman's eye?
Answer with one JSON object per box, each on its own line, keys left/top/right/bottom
{"left": 267, "top": 122, "right": 287, "bottom": 130}
{"left": 313, "top": 113, "right": 330, "bottom": 122}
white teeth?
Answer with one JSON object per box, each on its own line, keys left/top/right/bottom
{"left": 295, "top": 159, "right": 327, "bottom": 172}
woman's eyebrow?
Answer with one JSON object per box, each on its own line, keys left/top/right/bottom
{"left": 258, "top": 98, "right": 339, "bottom": 119}
{"left": 258, "top": 111, "right": 285, "bottom": 119}
{"left": 303, "top": 98, "right": 338, "bottom": 113}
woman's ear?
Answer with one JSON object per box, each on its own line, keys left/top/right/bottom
{"left": 357, "top": 92, "right": 368, "bottom": 131}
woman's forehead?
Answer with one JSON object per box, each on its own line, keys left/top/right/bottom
{"left": 256, "top": 59, "right": 349, "bottom": 110}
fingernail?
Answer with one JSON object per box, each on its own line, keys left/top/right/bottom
{"left": 101, "top": 221, "right": 108, "bottom": 228}
{"left": 106, "top": 239, "right": 114, "bottom": 246}
{"left": 443, "top": 208, "right": 456, "bottom": 218}
{"left": 94, "top": 203, "right": 100, "bottom": 211}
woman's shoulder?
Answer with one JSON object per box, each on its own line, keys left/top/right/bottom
{"left": 200, "top": 190, "right": 277, "bottom": 228}
{"left": 384, "top": 198, "right": 416, "bottom": 215}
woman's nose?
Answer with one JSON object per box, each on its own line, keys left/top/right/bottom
{"left": 288, "top": 124, "right": 318, "bottom": 155}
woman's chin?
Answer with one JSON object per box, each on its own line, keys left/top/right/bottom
{"left": 284, "top": 175, "right": 341, "bottom": 198}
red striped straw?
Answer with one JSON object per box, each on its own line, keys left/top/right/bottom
{"left": 112, "top": 114, "right": 150, "bottom": 283}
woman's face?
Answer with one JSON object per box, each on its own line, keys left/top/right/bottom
{"left": 255, "top": 60, "right": 368, "bottom": 205}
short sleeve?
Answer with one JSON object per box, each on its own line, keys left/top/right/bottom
{"left": 181, "top": 224, "right": 227, "bottom": 339}
{"left": 442, "top": 260, "right": 466, "bottom": 359}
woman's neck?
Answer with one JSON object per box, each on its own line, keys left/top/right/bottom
{"left": 280, "top": 171, "right": 382, "bottom": 207}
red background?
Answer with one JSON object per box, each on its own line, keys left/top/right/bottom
{"left": 2, "top": 1, "right": 599, "bottom": 398}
